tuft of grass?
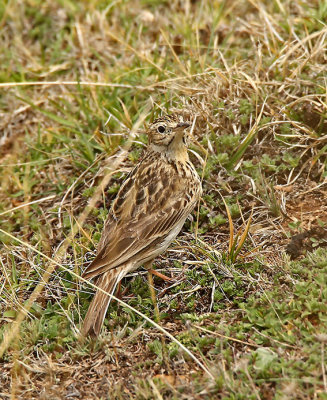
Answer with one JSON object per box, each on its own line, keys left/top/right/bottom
{"left": 221, "top": 195, "right": 254, "bottom": 264}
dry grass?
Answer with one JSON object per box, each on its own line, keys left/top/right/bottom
{"left": 1, "top": 0, "right": 327, "bottom": 398}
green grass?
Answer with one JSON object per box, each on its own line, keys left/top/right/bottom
{"left": 0, "top": 0, "right": 327, "bottom": 398}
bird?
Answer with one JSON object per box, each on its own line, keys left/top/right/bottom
{"left": 81, "top": 113, "right": 202, "bottom": 337}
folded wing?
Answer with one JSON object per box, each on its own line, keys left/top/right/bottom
{"left": 83, "top": 157, "right": 199, "bottom": 280}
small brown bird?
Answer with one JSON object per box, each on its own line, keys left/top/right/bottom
{"left": 82, "top": 113, "right": 202, "bottom": 336}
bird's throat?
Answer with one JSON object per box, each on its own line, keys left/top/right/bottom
{"left": 149, "top": 140, "right": 188, "bottom": 162}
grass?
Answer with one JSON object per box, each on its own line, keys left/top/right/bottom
{"left": 0, "top": 0, "right": 327, "bottom": 398}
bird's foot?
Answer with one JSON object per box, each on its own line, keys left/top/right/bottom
{"left": 147, "top": 268, "right": 173, "bottom": 282}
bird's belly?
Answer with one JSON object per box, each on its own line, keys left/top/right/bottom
{"left": 132, "top": 219, "right": 186, "bottom": 270}
{"left": 160, "top": 219, "right": 186, "bottom": 251}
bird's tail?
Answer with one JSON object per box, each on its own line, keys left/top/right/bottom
{"left": 81, "top": 270, "right": 122, "bottom": 337}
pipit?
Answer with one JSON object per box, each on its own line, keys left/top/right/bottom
{"left": 82, "top": 113, "right": 202, "bottom": 336}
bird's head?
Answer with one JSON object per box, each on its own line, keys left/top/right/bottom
{"left": 147, "top": 114, "right": 190, "bottom": 152}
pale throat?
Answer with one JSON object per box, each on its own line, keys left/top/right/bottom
{"left": 149, "top": 140, "right": 189, "bottom": 162}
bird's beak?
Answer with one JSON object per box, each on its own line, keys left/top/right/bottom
{"left": 176, "top": 122, "right": 190, "bottom": 130}
{"left": 172, "top": 122, "right": 190, "bottom": 145}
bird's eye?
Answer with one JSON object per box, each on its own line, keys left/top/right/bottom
{"left": 157, "top": 125, "right": 166, "bottom": 134}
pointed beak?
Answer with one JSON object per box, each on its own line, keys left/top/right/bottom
{"left": 172, "top": 122, "right": 190, "bottom": 146}
{"left": 176, "top": 122, "right": 190, "bottom": 130}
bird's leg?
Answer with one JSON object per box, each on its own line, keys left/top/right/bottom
{"left": 147, "top": 268, "right": 173, "bottom": 282}
{"left": 145, "top": 261, "right": 172, "bottom": 374}
{"left": 144, "top": 261, "right": 160, "bottom": 323}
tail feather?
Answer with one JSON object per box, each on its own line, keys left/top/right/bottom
{"left": 81, "top": 271, "right": 120, "bottom": 337}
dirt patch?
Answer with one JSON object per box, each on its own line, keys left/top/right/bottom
{"left": 1, "top": 323, "right": 206, "bottom": 400}
{"left": 282, "top": 184, "right": 327, "bottom": 259}
{"left": 286, "top": 226, "right": 327, "bottom": 259}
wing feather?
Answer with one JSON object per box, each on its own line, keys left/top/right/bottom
{"left": 83, "top": 204, "right": 192, "bottom": 279}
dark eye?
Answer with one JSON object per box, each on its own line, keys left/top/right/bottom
{"left": 157, "top": 125, "right": 166, "bottom": 133}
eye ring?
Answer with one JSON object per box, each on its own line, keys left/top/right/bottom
{"left": 157, "top": 125, "right": 166, "bottom": 134}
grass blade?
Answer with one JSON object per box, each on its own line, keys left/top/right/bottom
{"left": 227, "top": 98, "right": 267, "bottom": 170}
{"left": 220, "top": 195, "right": 234, "bottom": 255}
{"left": 233, "top": 207, "right": 253, "bottom": 260}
